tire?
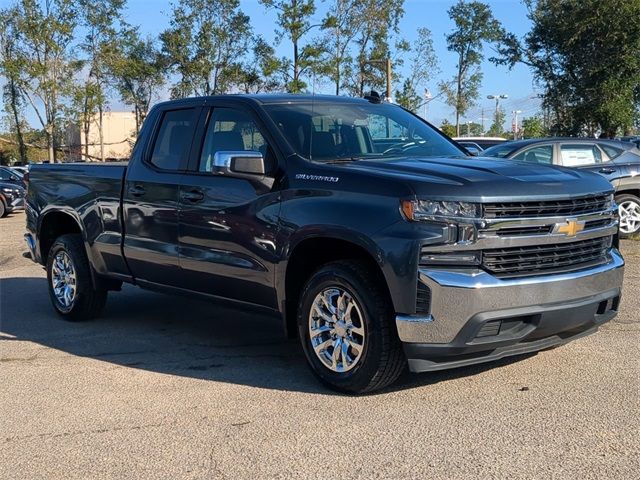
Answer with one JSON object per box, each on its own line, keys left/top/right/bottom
{"left": 0, "top": 198, "right": 6, "bottom": 218}
{"left": 46, "top": 234, "right": 107, "bottom": 321}
{"left": 297, "top": 260, "right": 405, "bottom": 394}
{"left": 616, "top": 193, "right": 640, "bottom": 237}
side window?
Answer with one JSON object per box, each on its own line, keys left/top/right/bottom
{"left": 367, "top": 114, "right": 406, "bottom": 140}
{"left": 560, "top": 144, "right": 602, "bottom": 166}
{"left": 513, "top": 145, "right": 553, "bottom": 164}
{"left": 598, "top": 143, "right": 623, "bottom": 160}
{"left": 149, "top": 108, "right": 195, "bottom": 170}
{"left": 0, "top": 169, "right": 11, "bottom": 180}
{"left": 199, "top": 108, "right": 268, "bottom": 173}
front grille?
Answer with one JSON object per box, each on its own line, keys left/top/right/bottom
{"left": 482, "top": 236, "right": 612, "bottom": 277}
{"left": 483, "top": 194, "right": 610, "bottom": 219}
{"left": 495, "top": 225, "right": 551, "bottom": 237}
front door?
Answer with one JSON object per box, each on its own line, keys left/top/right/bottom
{"left": 177, "top": 106, "right": 281, "bottom": 308}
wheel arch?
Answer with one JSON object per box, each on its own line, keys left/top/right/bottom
{"left": 279, "top": 231, "right": 392, "bottom": 338}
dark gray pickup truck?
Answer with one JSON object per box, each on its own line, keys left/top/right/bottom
{"left": 25, "top": 94, "right": 624, "bottom": 393}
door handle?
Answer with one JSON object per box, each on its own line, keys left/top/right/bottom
{"left": 599, "top": 167, "right": 616, "bottom": 174}
{"left": 128, "top": 185, "right": 146, "bottom": 197}
{"left": 181, "top": 189, "right": 205, "bottom": 203}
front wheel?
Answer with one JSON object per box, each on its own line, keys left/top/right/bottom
{"left": 297, "top": 260, "right": 405, "bottom": 394}
{"left": 46, "top": 234, "right": 107, "bottom": 321}
{"left": 616, "top": 194, "right": 640, "bottom": 237}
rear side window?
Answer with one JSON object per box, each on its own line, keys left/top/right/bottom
{"left": 599, "top": 143, "right": 623, "bottom": 160}
{"left": 513, "top": 145, "right": 553, "bottom": 164}
{"left": 560, "top": 144, "right": 602, "bottom": 166}
{"left": 149, "top": 109, "right": 195, "bottom": 170}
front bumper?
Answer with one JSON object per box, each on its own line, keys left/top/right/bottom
{"left": 397, "top": 249, "right": 624, "bottom": 373}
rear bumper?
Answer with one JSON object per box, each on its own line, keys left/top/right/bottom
{"left": 397, "top": 249, "right": 624, "bottom": 373}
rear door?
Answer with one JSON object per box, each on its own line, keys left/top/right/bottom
{"left": 176, "top": 103, "right": 282, "bottom": 308}
{"left": 122, "top": 105, "right": 200, "bottom": 286}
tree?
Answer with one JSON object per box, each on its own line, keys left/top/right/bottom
{"left": 395, "top": 27, "right": 438, "bottom": 112}
{"left": 14, "top": 0, "right": 80, "bottom": 163}
{"left": 487, "top": 107, "right": 505, "bottom": 136}
{"left": 348, "top": 0, "right": 405, "bottom": 97}
{"left": 109, "top": 29, "right": 166, "bottom": 135}
{"left": 439, "top": 0, "right": 503, "bottom": 136}
{"left": 521, "top": 116, "right": 546, "bottom": 138}
{"left": 160, "top": 0, "right": 252, "bottom": 97}
{"left": 232, "top": 37, "right": 287, "bottom": 93}
{"left": 0, "top": 6, "right": 28, "bottom": 164}
{"left": 259, "top": 0, "right": 324, "bottom": 93}
{"left": 76, "top": 0, "right": 125, "bottom": 161}
{"left": 493, "top": 0, "right": 640, "bottom": 137}
{"left": 439, "top": 120, "right": 457, "bottom": 137}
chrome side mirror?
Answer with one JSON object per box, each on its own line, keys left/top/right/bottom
{"left": 212, "top": 151, "right": 265, "bottom": 176}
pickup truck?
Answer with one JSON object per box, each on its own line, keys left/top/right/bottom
{"left": 25, "top": 94, "right": 624, "bottom": 393}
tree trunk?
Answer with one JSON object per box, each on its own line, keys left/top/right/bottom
{"left": 8, "top": 78, "right": 27, "bottom": 164}
{"left": 99, "top": 105, "right": 105, "bottom": 161}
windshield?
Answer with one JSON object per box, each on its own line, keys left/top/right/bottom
{"left": 483, "top": 143, "right": 519, "bottom": 158}
{"left": 263, "top": 102, "right": 464, "bottom": 161}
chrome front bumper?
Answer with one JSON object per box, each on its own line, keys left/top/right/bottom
{"left": 397, "top": 248, "right": 624, "bottom": 344}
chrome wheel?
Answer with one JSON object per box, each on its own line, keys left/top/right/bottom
{"left": 308, "top": 287, "right": 365, "bottom": 373}
{"left": 51, "top": 251, "right": 77, "bottom": 309}
{"left": 618, "top": 200, "right": 640, "bottom": 234}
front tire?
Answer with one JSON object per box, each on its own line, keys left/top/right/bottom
{"left": 46, "top": 234, "right": 107, "bottom": 321}
{"left": 616, "top": 193, "right": 640, "bottom": 237}
{"left": 297, "top": 260, "right": 405, "bottom": 394}
{"left": 0, "top": 198, "right": 6, "bottom": 218}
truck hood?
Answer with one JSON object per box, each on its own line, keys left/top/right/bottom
{"left": 342, "top": 156, "right": 613, "bottom": 202}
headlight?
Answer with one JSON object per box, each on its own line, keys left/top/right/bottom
{"left": 401, "top": 199, "right": 481, "bottom": 221}
{"left": 2, "top": 187, "right": 17, "bottom": 194}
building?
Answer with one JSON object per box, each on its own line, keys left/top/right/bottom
{"left": 66, "top": 111, "right": 137, "bottom": 161}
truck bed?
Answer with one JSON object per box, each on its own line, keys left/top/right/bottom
{"left": 26, "top": 162, "right": 129, "bottom": 278}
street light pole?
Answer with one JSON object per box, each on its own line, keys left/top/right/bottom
{"left": 487, "top": 94, "right": 508, "bottom": 132}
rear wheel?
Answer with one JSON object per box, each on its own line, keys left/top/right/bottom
{"left": 46, "top": 234, "right": 107, "bottom": 321}
{"left": 297, "top": 260, "right": 405, "bottom": 394}
{"left": 616, "top": 194, "right": 640, "bottom": 237}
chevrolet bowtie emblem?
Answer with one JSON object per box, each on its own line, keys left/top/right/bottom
{"left": 555, "top": 218, "right": 585, "bottom": 237}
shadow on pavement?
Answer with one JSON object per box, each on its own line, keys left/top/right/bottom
{"left": 0, "top": 275, "right": 536, "bottom": 395}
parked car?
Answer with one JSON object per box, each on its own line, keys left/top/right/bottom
{"left": 483, "top": 138, "right": 640, "bottom": 236}
{"left": 452, "top": 136, "right": 507, "bottom": 149}
{"left": 619, "top": 136, "right": 640, "bottom": 148}
{"left": 0, "top": 166, "right": 27, "bottom": 189}
{"left": 0, "top": 179, "right": 25, "bottom": 217}
{"left": 10, "top": 165, "right": 29, "bottom": 176}
{"left": 25, "top": 95, "right": 623, "bottom": 393}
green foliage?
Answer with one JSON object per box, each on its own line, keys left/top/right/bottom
{"left": 487, "top": 107, "right": 505, "bottom": 137}
{"left": 395, "top": 27, "right": 438, "bottom": 112}
{"left": 521, "top": 116, "right": 546, "bottom": 138}
{"left": 108, "top": 29, "right": 166, "bottom": 134}
{"left": 439, "top": 120, "right": 457, "bottom": 137}
{"left": 259, "top": 0, "right": 323, "bottom": 93}
{"left": 161, "top": 0, "right": 253, "bottom": 97}
{"left": 439, "top": 0, "right": 503, "bottom": 135}
{"left": 493, "top": 0, "right": 640, "bottom": 137}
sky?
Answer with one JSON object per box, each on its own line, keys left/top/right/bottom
{"left": 1, "top": 0, "right": 543, "bottom": 130}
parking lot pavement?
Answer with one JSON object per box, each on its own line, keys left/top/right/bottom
{"left": 1, "top": 211, "right": 639, "bottom": 480}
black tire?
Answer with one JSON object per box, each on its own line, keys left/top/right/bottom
{"left": 297, "top": 260, "right": 405, "bottom": 394}
{"left": 0, "top": 198, "right": 6, "bottom": 218}
{"left": 46, "top": 234, "right": 107, "bottom": 321}
{"left": 616, "top": 193, "right": 640, "bottom": 237}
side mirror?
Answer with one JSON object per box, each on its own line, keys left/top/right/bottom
{"left": 465, "top": 147, "right": 481, "bottom": 156}
{"left": 212, "top": 151, "right": 266, "bottom": 177}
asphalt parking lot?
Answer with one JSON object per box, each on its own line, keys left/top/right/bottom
{"left": 1, "top": 211, "right": 639, "bottom": 479}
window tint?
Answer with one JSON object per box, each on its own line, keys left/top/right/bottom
{"left": 598, "top": 143, "right": 623, "bottom": 160}
{"left": 560, "top": 144, "right": 602, "bottom": 166}
{"left": 0, "top": 168, "right": 11, "bottom": 180}
{"left": 149, "top": 109, "right": 195, "bottom": 170}
{"left": 199, "top": 108, "right": 268, "bottom": 172}
{"left": 513, "top": 145, "right": 553, "bottom": 164}
{"left": 264, "top": 102, "right": 462, "bottom": 161}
